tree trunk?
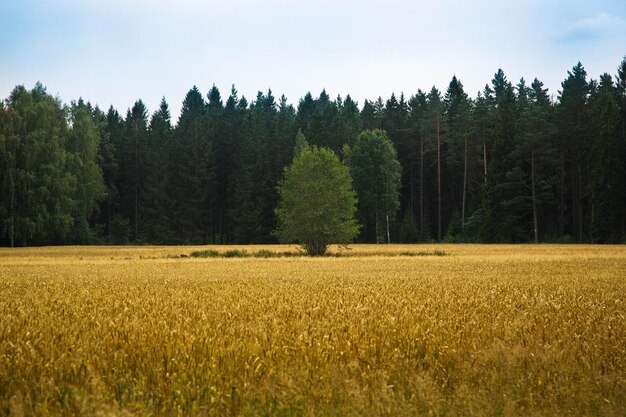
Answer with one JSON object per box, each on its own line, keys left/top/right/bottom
{"left": 531, "top": 143, "right": 538, "bottom": 243}
{"left": 436, "top": 114, "right": 441, "bottom": 241}
{"left": 134, "top": 184, "right": 139, "bottom": 241}
{"left": 386, "top": 214, "right": 390, "bottom": 244}
{"left": 559, "top": 165, "right": 565, "bottom": 236}
{"left": 134, "top": 135, "right": 139, "bottom": 242}
{"left": 419, "top": 135, "right": 424, "bottom": 236}
{"left": 577, "top": 151, "right": 584, "bottom": 242}
{"left": 9, "top": 173, "right": 15, "bottom": 248}
{"left": 570, "top": 151, "right": 584, "bottom": 242}
{"left": 462, "top": 133, "right": 468, "bottom": 231}
{"left": 375, "top": 209, "right": 380, "bottom": 244}
{"left": 570, "top": 165, "right": 580, "bottom": 241}
{"left": 107, "top": 200, "right": 112, "bottom": 241}
{"left": 483, "top": 142, "right": 487, "bottom": 184}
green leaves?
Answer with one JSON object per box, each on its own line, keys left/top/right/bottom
{"left": 275, "top": 145, "right": 359, "bottom": 256}
{"left": 350, "top": 129, "right": 401, "bottom": 243}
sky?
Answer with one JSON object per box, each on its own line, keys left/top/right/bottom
{"left": 1, "top": 0, "right": 625, "bottom": 121}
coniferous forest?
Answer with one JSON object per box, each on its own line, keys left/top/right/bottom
{"left": 1, "top": 59, "right": 625, "bottom": 247}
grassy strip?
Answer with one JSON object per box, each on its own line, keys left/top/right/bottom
{"left": 399, "top": 250, "right": 448, "bottom": 257}
{"left": 189, "top": 249, "right": 302, "bottom": 258}
{"left": 187, "top": 249, "right": 449, "bottom": 258}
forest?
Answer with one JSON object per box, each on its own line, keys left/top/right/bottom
{"left": 1, "top": 59, "right": 625, "bottom": 246}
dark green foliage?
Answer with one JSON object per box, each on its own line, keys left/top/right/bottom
{"left": 230, "top": 90, "right": 283, "bottom": 244}
{"left": 171, "top": 87, "right": 216, "bottom": 244}
{"left": 189, "top": 249, "right": 301, "bottom": 258}
{"left": 425, "top": 87, "right": 448, "bottom": 241}
{"left": 507, "top": 78, "right": 560, "bottom": 242}
{"left": 398, "top": 211, "right": 419, "bottom": 243}
{"left": 190, "top": 249, "right": 221, "bottom": 258}
{"left": 588, "top": 74, "right": 623, "bottom": 242}
{"left": 481, "top": 70, "right": 520, "bottom": 242}
{"left": 399, "top": 250, "right": 447, "bottom": 257}
{"left": 0, "top": 84, "right": 74, "bottom": 246}
{"left": 444, "top": 76, "right": 473, "bottom": 234}
{"left": 222, "top": 249, "right": 249, "bottom": 258}
{"left": 2, "top": 59, "right": 625, "bottom": 246}
{"left": 360, "top": 99, "right": 378, "bottom": 130}
{"left": 557, "top": 62, "right": 590, "bottom": 242}
{"left": 97, "top": 106, "right": 126, "bottom": 243}
{"left": 338, "top": 95, "right": 362, "bottom": 148}
{"left": 121, "top": 100, "right": 149, "bottom": 242}
{"left": 350, "top": 129, "right": 402, "bottom": 243}
{"left": 275, "top": 145, "right": 359, "bottom": 256}
{"left": 142, "top": 98, "right": 175, "bottom": 243}
{"left": 67, "top": 99, "right": 105, "bottom": 243}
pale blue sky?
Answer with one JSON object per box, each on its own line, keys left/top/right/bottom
{"left": 1, "top": 0, "right": 625, "bottom": 121}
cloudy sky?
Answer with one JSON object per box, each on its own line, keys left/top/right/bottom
{"left": 1, "top": 0, "right": 625, "bottom": 121}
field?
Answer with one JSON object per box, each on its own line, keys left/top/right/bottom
{"left": 0, "top": 244, "right": 625, "bottom": 416}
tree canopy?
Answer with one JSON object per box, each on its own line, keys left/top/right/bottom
{"left": 350, "top": 129, "right": 401, "bottom": 243}
{"left": 274, "top": 145, "right": 359, "bottom": 256}
{"left": 1, "top": 58, "right": 626, "bottom": 246}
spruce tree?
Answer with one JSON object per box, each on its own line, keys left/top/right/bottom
{"left": 143, "top": 98, "right": 174, "bottom": 243}
{"left": 173, "top": 86, "right": 215, "bottom": 243}
{"left": 444, "top": 76, "right": 472, "bottom": 233}
{"left": 557, "top": 63, "right": 590, "bottom": 241}
{"left": 350, "top": 129, "right": 402, "bottom": 243}
{"left": 588, "top": 74, "right": 623, "bottom": 242}
{"left": 67, "top": 99, "right": 105, "bottom": 243}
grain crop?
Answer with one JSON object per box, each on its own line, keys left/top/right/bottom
{"left": 0, "top": 244, "right": 625, "bottom": 416}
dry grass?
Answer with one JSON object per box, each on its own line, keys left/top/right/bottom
{"left": 0, "top": 244, "right": 624, "bottom": 416}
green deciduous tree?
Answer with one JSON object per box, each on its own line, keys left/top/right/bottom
{"left": 67, "top": 99, "right": 105, "bottom": 243}
{"left": 0, "top": 84, "right": 75, "bottom": 246}
{"left": 350, "top": 129, "right": 401, "bottom": 243}
{"left": 275, "top": 145, "right": 359, "bottom": 256}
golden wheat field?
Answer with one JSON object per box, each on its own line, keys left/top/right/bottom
{"left": 0, "top": 244, "right": 625, "bottom": 417}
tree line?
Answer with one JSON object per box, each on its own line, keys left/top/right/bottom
{"left": 1, "top": 59, "right": 625, "bottom": 246}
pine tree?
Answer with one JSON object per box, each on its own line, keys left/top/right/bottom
{"left": 337, "top": 94, "right": 362, "bottom": 148}
{"left": 222, "top": 86, "right": 245, "bottom": 243}
{"left": 231, "top": 91, "right": 279, "bottom": 243}
{"left": 295, "top": 92, "right": 315, "bottom": 133}
{"left": 444, "top": 76, "right": 473, "bottom": 233}
{"left": 350, "top": 129, "right": 402, "bottom": 243}
{"left": 407, "top": 90, "right": 428, "bottom": 239}
{"left": 143, "top": 98, "right": 174, "bottom": 243}
{"left": 588, "top": 74, "right": 623, "bottom": 242}
{"left": 506, "top": 78, "right": 559, "bottom": 242}
{"left": 121, "top": 100, "right": 149, "bottom": 242}
{"left": 173, "top": 86, "right": 215, "bottom": 243}
{"left": 361, "top": 99, "right": 378, "bottom": 130}
{"left": 423, "top": 87, "right": 447, "bottom": 241}
{"left": 67, "top": 99, "right": 105, "bottom": 243}
{"left": 616, "top": 57, "right": 626, "bottom": 240}
{"left": 101, "top": 106, "right": 127, "bottom": 243}
{"left": 557, "top": 62, "right": 590, "bottom": 241}
{"left": 207, "top": 85, "right": 225, "bottom": 243}
{"left": 305, "top": 90, "right": 341, "bottom": 151}
{"left": 481, "top": 70, "right": 519, "bottom": 241}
